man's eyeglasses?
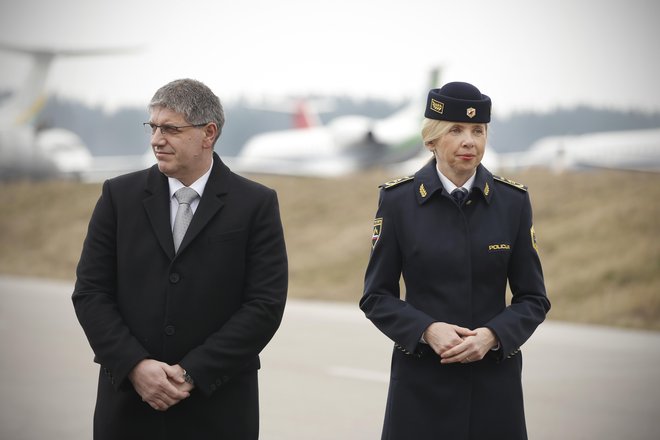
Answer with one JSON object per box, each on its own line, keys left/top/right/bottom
{"left": 143, "top": 122, "right": 209, "bottom": 136}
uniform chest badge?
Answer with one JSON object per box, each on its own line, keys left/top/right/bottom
{"left": 372, "top": 218, "right": 383, "bottom": 249}
{"left": 419, "top": 183, "right": 427, "bottom": 198}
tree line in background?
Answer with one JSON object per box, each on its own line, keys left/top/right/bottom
{"left": 26, "top": 94, "right": 660, "bottom": 157}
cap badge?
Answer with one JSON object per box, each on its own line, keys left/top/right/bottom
{"left": 372, "top": 218, "right": 383, "bottom": 249}
{"left": 419, "top": 183, "right": 427, "bottom": 198}
{"left": 430, "top": 99, "right": 444, "bottom": 114}
{"left": 466, "top": 107, "right": 476, "bottom": 118}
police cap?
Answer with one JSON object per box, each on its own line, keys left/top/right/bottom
{"left": 424, "top": 81, "right": 491, "bottom": 123}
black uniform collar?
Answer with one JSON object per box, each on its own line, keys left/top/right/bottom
{"left": 414, "top": 160, "right": 495, "bottom": 205}
{"left": 472, "top": 164, "right": 495, "bottom": 205}
{"left": 414, "top": 159, "right": 444, "bottom": 205}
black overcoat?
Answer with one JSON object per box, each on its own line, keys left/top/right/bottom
{"left": 360, "top": 159, "right": 550, "bottom": 440}
{"left": 73, "top": 153, "right": 288, "bottom": 440}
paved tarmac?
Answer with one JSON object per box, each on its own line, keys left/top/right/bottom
{"left": 1, "top": 276, "right": 659, "bottom": 439}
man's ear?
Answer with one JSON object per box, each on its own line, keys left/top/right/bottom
{"left": 202, "top": 123, "right": 219, "bottom": 149}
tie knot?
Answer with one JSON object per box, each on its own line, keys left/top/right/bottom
{"left": 451, "top": 187, "right": 468, "bottom": 205}
{"left": 174, "top": 187, "right": 199, "bottom": 205}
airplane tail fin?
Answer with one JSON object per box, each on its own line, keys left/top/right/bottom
{"left": 292, "top": 100, "right": 322, "bottom": 129}
{"left": 0, "top": 43, "right": 142, "bottom": 126}
{"left": 428, "top": 67, "right": 442, "bottom": 89}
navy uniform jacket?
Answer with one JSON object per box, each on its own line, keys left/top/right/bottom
{"left": 360, "top": 159, "right": 550, "bottom": 440}
{"left": 73, "top": 153, "right": 288, "bottom": 440}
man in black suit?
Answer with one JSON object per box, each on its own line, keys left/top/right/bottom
{"left": 73, "top": 78, "right": 288, "bottom": 440}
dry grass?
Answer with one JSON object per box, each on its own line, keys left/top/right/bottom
{"left": 514, "top": 169, "right": 660, "bottom": 330}
{"left": 1, "top": 168, "right": 659, "bottom": 331}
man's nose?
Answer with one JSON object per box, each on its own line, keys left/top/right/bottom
{"left": 151, "top": 129, "right": 166, "bottom": 146}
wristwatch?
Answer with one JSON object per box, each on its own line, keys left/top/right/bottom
{"left": 182, "top": 369, "right": 195, "bottom": 386}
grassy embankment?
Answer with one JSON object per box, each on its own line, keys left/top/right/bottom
{"left": 1, "top": 168, "right": 658, "bottom": 330}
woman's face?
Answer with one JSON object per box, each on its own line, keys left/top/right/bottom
{"left": 429, "top": 122, "right": 486, "bottom": 180}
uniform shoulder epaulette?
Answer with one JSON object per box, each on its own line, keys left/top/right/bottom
{"left": 379, "top": 175, "right": 414, "bottom": 189}
{"left": 493, "top": 175, "right": 528, "bottom": 191}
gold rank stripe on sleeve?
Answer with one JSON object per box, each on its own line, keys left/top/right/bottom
{"left": 493, "top": 175, "right": 528, "bottom": 191}
{"left": 379, "top": 175, "right": 414, "bottom": 189}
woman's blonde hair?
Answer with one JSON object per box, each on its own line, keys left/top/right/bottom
{"left": 421, "top": 119, "right": 453, "bottom": 146}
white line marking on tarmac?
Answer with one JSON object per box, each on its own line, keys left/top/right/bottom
{"left": 326, "top": 366, "right": 389, "bottom": 383}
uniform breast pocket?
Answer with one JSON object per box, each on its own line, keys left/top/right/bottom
{"left": 486, "top": 242, "right": 512, "bottom": 254}
{"left": 482, "top": 240, "right": 512, "bottom": 270}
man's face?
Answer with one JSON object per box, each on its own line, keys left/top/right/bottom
{"left": 148, "top": 107, "right": 211, "bottom": 185}
{"left": 432, "top": 122, "right": 486, "bottom": 180}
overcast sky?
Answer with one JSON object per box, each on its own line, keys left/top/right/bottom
{"left": 0, "top": 0, "right": 658, "bottom": 117}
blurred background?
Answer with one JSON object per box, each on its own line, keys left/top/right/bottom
{"left": 1, "top": 0, "right": 658, "bottom": 328}
{"left": 0, "top": 0, "right": 659, "bottom": 438}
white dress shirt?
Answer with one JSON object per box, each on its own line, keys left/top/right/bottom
{"left": 168, "top": 158, "right": 214, "bottom": 230}
{"left": 435, "top": 167, "right": 476, "bottom": 195}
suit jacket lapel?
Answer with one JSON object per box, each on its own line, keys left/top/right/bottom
{"left": 142, "top": 165, "right": 176, "bottom": 259}
{"left": 176, "top": 153, "right": 230, "bottom": 256}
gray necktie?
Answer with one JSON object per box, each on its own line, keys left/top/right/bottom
{"left": 172, "top": 187, "right": 199, "bottom": 253}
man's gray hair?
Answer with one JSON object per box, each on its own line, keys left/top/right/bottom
{"left": 149, "top": 79, "right": 225, "bottom": 142}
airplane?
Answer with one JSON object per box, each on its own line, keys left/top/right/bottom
{"left": 497, "top": 128, "right": 660, "bottom": 173}
{"left": 0, "top": 43, "right": 136, "bottom": 181}
{"left": 78, "top": 67, "right": 501, "bottom": 182}
{"left": 223, "top": 68, "right": 499, "bottom": 177}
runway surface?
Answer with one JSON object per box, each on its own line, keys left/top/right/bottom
{"left": 1, "top": 276, "right": 659, "bottom": 439}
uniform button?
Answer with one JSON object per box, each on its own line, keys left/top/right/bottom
{"left": 215, "top": 379, "right": 223, "bottom": 386}
{"left": 210, "top": 384, "right": 217, "bottom": 392}
{"left": 169, "top": 273, "right": 180, "bottom": 283}
{"left": 164, "top": 325, "right": 176, "bottom": 335}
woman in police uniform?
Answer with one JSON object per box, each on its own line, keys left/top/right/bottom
{"left": 360, "top": 82, "right": 551, "bottom": 440}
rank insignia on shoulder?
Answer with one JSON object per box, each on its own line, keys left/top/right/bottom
{"left": 372, "top": 218, "right": 383, "bottom": 249}
{"left": 380, "top": 175, "right": 414, "bottom": 189}
{"left": 493, "top": 175, "right": 528, "bottom": 191}
{"left": 531, "top": 225, "right": 539, "bottom": 252}
{"left": 419, "top": 183, "right": 427, "bottom": 198}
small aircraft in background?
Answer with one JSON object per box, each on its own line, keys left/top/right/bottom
{"left": 0, "top": 42, "right": 136, "bottom": 181}
{"left": 225, "top": 68, "right": 476, "bottom": 177}
{"left": 498, "top": 128, "right": 660, "bottom": 173}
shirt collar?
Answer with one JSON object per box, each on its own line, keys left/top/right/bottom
{"left": 168, "top": 157, "right": 214, "bottom": 200}
{"left": 435, "top": 167, "right": 476, "bottom": 194}
{"left": 414, "top": 159, "right": 493, "bottom": 205}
